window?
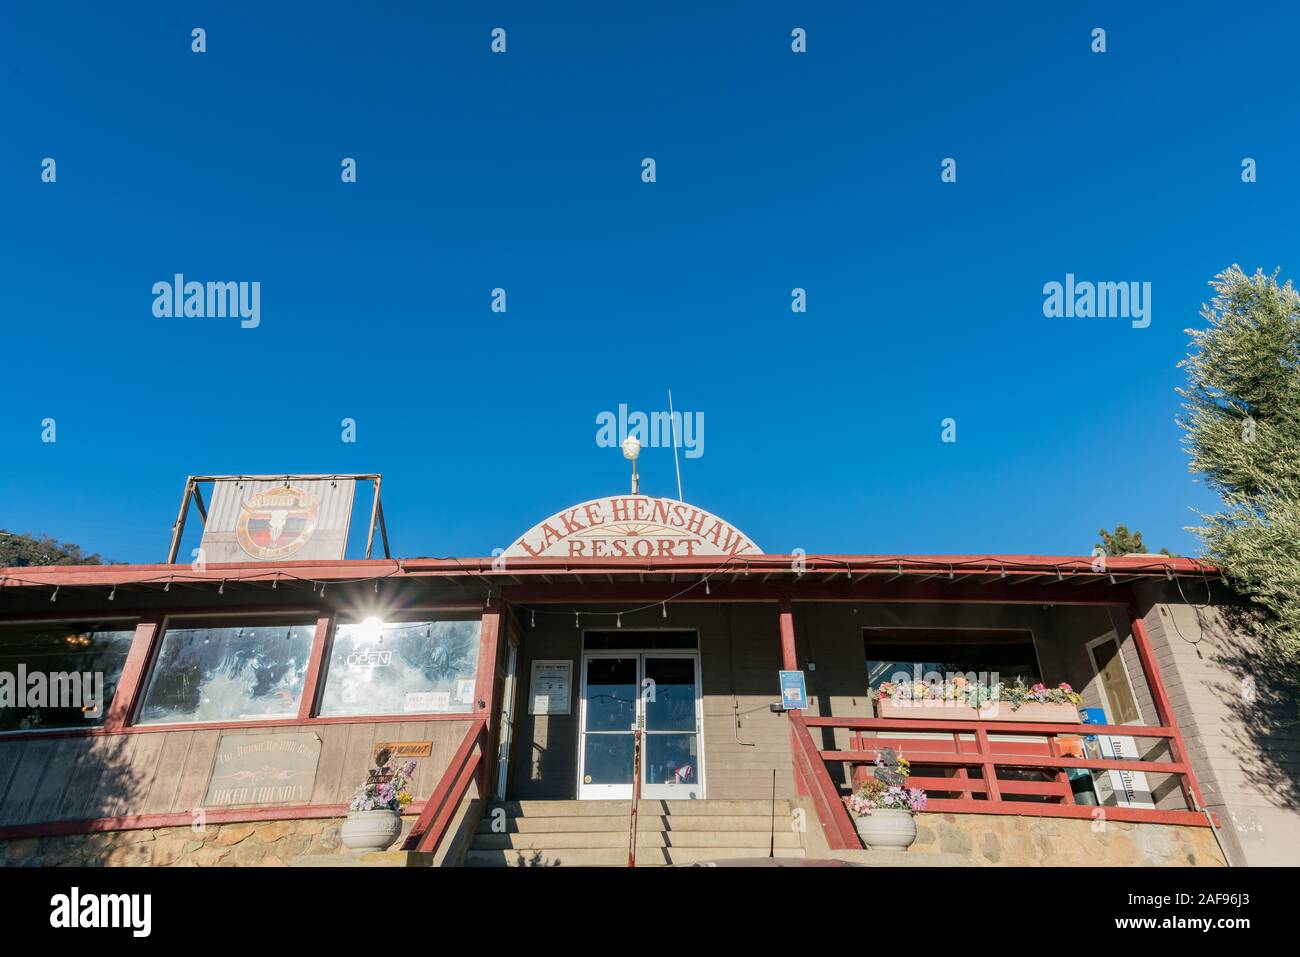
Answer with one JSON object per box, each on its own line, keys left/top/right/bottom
{"left": 318, "top": 615, "right": 482, "bottom": 717}
{"left": 136, "top": 618, "right": 316, "bottom": 725}
{"left": 0, "top": 621, "right": 135, "bottom": 732}
{"left": 865, "top": 628, "right": 1042, "bottom": 690}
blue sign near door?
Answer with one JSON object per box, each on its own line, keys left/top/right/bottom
{"left": 779, "top": 670, "right": 808, "bottom": 710}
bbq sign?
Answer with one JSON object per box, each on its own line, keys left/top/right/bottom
{"left": 504, "top": 495, "right": 761, "bottom": 559}
{"left": 199, "top": 478, "right": 356, "bottom": 562}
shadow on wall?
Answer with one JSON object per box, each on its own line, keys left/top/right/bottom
{"left": 1, "top": 734, "right": 145, "bottom": 865}
{"left": 1202, "top": 604, "right": 1300, "bottom": 812}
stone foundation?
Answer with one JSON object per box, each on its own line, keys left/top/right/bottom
{"left": 906, "top": 812, "right": 1226, "bottom": 866}
{"left": 0, "top": 816, "right": 418, "bottom": 867}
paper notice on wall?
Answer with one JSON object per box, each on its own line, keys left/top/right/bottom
{"left": 405, "top": 691, "right": 451, "bottom": 713}
{"left": 1093, "top": 734, "right": 1155, "bottom": 809}
{"left": 455, "top": 679, "right": 475, "bottom": 704}
{"left": 529, "top": 660, "right": 572, "bottom": 715}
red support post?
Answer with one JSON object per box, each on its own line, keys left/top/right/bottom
{"left": 973, "top": 727, "right": 1002, "bottom": 801}
{"left": 104, "top": 615, "right": 163, "bottom": 731}
{"left": 778, "top": 599, "right": 799, "bottom": 673}
{"left": 297, "top": 612, "right": 333, "bottom": 721}
{"left": 473, "top": 603, "right": 502, "bottom": 795}
{"left": 1126, "top": 601, "right": 1207, "bottom": 812}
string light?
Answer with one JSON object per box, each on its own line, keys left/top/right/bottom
{"left": 616, "top": 613, "right": 622, "bottom": 628}
{"left": 574, "top": 611, "right": 580, "bottom": 629}
{"left": 108, "top": 585, "right": 116, "bottom": 601}
{"left": 530, "top": 609, "right": 535, "bottom": 628}
{"left": 704, "top": 579, "right": 710, "bottom": 595}
{"left": 662, "top": 602, "right": 667, "bottom": 618}
{"left": 320, "top": 582, "right": 327, "bottom": 597}
{"left": 50, "top": 586, "right": 58, "bottom": 603}
{"left": 218, "top": 579, "right": 225, "bottom": 595}
{"left": 164, "top": 576, "right": 172, "bottom": 592}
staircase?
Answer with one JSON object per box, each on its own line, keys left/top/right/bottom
{"left": 464, "top": 799, "right": 806, "bottom": 867}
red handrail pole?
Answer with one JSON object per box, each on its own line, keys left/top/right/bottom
{"left": 790, "top": 712, "right": 859, "bottom": 849}
{"left": 1126, "top": 601, "right": 1207, "bottom": 811}
{"left": 628, "top": 727, "right": 642, "bottom": 867}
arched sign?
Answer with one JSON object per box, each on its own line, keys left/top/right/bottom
{"left": 504, "top": 495, "right": 761, "bottom": 560}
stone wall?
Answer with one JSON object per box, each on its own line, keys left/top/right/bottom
{"left": 906, "top": 812, "right": 1227, "bottom": 866}
{"left": 0, "top": 815, "right": 417, "bottom": 867}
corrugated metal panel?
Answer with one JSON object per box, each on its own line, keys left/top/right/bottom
{"left": 198, "top": 479, "right": 358, "bottom": 562}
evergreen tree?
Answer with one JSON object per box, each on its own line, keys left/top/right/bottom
{"left": 1178, "top": 265, "right": 1300, "bottom": 663}
{"left": 1096, "top": 524, "right": 1171, "bottom": 557}
{"left": 0, "top": 530, "right": 103, "bottom": 567}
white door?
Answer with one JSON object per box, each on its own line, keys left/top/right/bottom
{"left": 577, "top": 653, "right": 703, "bottom": 800}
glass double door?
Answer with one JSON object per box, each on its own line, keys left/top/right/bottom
{"left": 578, "top": 653, "right": 703, "bottom": 800}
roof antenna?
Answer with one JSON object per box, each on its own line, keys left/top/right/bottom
{"left": 668, "top": 389, "right": 684, "bottom": 501}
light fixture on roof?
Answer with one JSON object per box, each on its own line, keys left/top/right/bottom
{"left": 621, "top": 435, "right": 641, "bottom": 494}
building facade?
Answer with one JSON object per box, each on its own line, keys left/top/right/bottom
{"left": 0, "top": 490, "right": 1291, "bottom": 867}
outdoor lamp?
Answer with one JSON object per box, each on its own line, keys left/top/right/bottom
{"left": 622, "top": 435, "right": 641, "bottom": 493}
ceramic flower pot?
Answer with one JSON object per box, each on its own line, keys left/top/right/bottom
{"left": 853, "top": 808, "right": 917, "bottom": 851}
{"left": 340, "top": 809, "right": 403, "bottom": 852}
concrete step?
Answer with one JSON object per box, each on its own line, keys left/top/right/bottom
{"left": 478, "top": 813, "right": 792, "bottom": 834}
{"left": 488, "top": 799, "right": 792, "bottom": 818}
{"left": 465, "top": 846, "right": 805, "bottom": 867}
{"left": 473, "top": 830, "right": 804, "bottom": 850}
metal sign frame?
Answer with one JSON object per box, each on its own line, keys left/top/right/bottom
{"left": 165, "top": 474, "right": 391, "bottom": 564}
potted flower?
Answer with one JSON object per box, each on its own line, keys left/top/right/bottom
{"left": 844, "top": 753, "right": 927, "bottom": 851}
{"left": 340, "top": 748, "right": 418, "bottom": 852}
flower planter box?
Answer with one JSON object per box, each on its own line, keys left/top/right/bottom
{"left": 877, "top": 699, "right": 1081, "bottom": 724}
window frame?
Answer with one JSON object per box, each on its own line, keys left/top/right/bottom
{"left": 0, "top": 616, "right": 140, "bottom": 737}
{"left": 131, "top": 611, "right": 324, "bottom": 728}
{"left": 314, "top": 610, "right": 487, "bottom": 719}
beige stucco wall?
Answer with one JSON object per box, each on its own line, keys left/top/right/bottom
{"left": 1135, "top": 582, "right": 1300, "bottom": 866}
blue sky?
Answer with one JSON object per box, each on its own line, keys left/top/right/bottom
{"left": 2, "top": 2, "right": 1295, "bottom": 563}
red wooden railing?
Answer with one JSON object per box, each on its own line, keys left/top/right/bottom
{"left": 789, "top": 713, "right": 860, "bottom": 849}
{"left": 402, "top": 717, "right": 489, "bottom": 855}
{"left": 790, "top": 712, "right": 1212, "bottom": 849}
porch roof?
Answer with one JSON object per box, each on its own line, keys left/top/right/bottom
{"left": 0, "top": 553, "right": 1218, "bottom": 601}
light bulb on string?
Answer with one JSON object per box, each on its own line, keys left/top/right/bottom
{"left": 574, "top": 611, "right": 580, "bottom": 629}
{"left": 616, "top": 613, "right": 622, "bottom": 628}
{"left": 530, "top": 610, "right": 536, "bottom": 628}
{"left": 662, "top": 602, "right": 667, "bottom": 619}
